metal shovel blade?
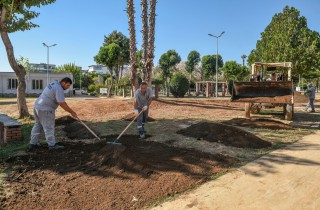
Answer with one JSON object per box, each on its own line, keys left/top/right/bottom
{"left": 106, "top": 139, "right": 122, "bottom": 145}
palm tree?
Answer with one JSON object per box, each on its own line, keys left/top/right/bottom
{"left": 141, "top": 0, "right": 148, "bottom": 81}
{"left": 241, "top": 54, "right": 247, "bottom": 66}
{"left": 126, "top": 0, "right": 139, "bottom": 91}
{"left": 146, "top": 0, "right": 157, "bottom": 86}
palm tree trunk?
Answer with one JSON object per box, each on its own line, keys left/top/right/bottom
{"left": 0, "top": 6, "right": 29, "bottom": 118}
{"left": 141, "top": 0, "right": 148, "bottom": 81}
{"left": 126, "top": 0, "right": 139, "bottom": 92}
{"left": 146, "top": 0, "right": 157, "bottom": 86}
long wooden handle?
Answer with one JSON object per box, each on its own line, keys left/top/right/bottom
{"left": 78, "top": 119, "right": 101, "bottom": 140}
{"left": 116, "top": 110, "right": 144, "bottom": 141}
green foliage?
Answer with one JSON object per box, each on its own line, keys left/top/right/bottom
{"left": 159, "top": 50, "right": 181, "bottom": 79}
{"left": 94, "top": 43, "right": 121, "bottom": 70}
{"left": 201, "top": 55, "right": 223, "bottom": 80}
{"left": 1, "top": 0, "right": 56, "bottom": 33}
{"left": 118, "top": 76, "right": 131, "bottom": 87}
{"left": 88, "top": 84, "right": 96, "bottom": 93}
{"left": 247, "top": 6, "right": 320, "bottom": 78}
{"left": 55, "top": 63, "right": 81, "bottom": 88}
{"left": 103, "top": 31, "right": 130, "bottom": 66}
{"left": 185, "top": 50, "right": 201, "bottom": 74}
{"left": 169, "top": 73, "right": 189, "bottom": 97}
{"left": 16, "top": 56, "right": 37, "bottom": 72}
{"left": 222, "top": 61, "right": 250, "bottom": 81}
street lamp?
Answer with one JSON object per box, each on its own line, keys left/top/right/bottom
{"left": 208, "top": 31, "right": 225, "bottom": 97}
{"left": 42, "top": 43, "right": 57, "bottom": 85}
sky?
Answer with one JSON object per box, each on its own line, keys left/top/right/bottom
{"left": 0, "top": 0, "right": 319, "bottom": 72}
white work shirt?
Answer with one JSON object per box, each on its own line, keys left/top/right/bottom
{"left": 34, "top": 81, "right": 65, "bottom": 111}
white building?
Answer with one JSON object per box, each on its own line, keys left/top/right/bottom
{"left": 88, "top": 65, "right": 110, "bottom": 74}
{"left": 29, "top": 63, "right": 56, "bottom": 72}
{"left": 0, "top": 72, "right": 73, "bottom": 97}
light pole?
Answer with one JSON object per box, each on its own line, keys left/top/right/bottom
{"left": 42, "top": 43, "right": 57, "bottom": 85}
{"left": 208, "top": 31, "right": 225, "bottom": 97}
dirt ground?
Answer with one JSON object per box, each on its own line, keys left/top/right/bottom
{"left": 0, "top": 94, "right": 318, "bottom": 209}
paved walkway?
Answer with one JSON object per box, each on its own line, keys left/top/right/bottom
{"left": 153, "top": 131, "right": 320, "bottom": 210}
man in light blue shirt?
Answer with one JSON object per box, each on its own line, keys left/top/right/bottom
{"left": 29, "top": 77, "right": 78, "bottom": 150}
{"left": 304, "top": 83, "right": 316, "bottom": 112}
{"left": 134, "top": 81, "right": 153, "bottom": 139}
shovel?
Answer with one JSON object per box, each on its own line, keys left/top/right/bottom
{"left": 76, "top": 117, "right": 101, "bottom": 141}
{"left": 106, "top": 110, "right": 144, "bottom": 145}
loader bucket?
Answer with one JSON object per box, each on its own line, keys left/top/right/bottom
{"left": 231, "top": 81, "right": 293, "bottom": 104}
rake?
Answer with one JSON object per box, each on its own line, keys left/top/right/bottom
{"left": 76, "top": 117, "right": 101, "bottom": 141}
{"left": 106, "top": 110, "right": 144, "bottom": 145}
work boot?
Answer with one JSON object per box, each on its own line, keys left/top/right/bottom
{"left": 139, "top": 131, "right": 145, "bottom": 139}
{"left": 48, "top": 143, "right": 64, "bottom": 150}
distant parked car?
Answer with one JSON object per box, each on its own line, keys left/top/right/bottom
{"left": 74, "top": 88, "right": 85, "bottom": 95}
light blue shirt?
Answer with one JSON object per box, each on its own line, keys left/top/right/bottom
{"left": 134, "top": 87, "right": 153, "bottom": 108}
{"left": 35, "top": 81, "right": 65, "bottom": 111}
{"left": 309, "top": 86, "right": 316, "bottom": 99}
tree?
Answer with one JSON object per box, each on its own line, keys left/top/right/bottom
{"left": 16, "top": 56, "right": 37, "bottom": 72}
{"left": 248, "top": 6, "right": 320, "bottom": 78}
{"left": 126, "top": 0, "right": 139, "bottom": 91}
{"left": 222, "top": 60, "right": 250, "bottom": 82}
{"left": 241, "top": 54, "right": 247, "bottom": 66}
{"left": 103, "top": 31, "right": 130, "bottom": 95}
{"left": 201, "top": 55, "right": 223, "bottom": 80}
{"left": 127, "top": 0, "right": 157, "bottom": 87}
{"left": 159, "top": 50, "right": 181, "bottom": 96}
{"left": 185, "top": 50, "right": 200, "bottom": 95}
{"left": 94, "top": 43, "right": 121, "bottom": 97}
{"left": 55, "top": 63, "right": 81, "bottom": 88}
{"left": 0, "top": 0, "right": 56, "bottom": 118}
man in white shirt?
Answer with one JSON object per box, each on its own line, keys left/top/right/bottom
{"left": 29, "top": 77, "right": 78, "bottom": 150}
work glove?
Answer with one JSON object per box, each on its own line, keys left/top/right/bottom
{"left": 142, "top": 105, "right": 148, "bottom": 112}
{"left": 133, "top": 109, "right": 139, "bottom": 117}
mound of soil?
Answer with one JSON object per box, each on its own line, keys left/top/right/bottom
{"left": 121, "top": 113, "right": 156, "bottom": 122}
{"left": 294, "top": 91, "right": 308, "bottom": 103}
{"left": 55, "top": 115, "right": 77, "bottom": 126}
{"left": 63, "top": 121, "right": 95, "bottom": 139}
{"left": 3, "top": 136, "right": 236, "bottom": 210}
{"left": 177, "top": 122, "right": 271, "bottom": 148}
{"left": 223, "top": 118, "right": 295, "bottom": 130}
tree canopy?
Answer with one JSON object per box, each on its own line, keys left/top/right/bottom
{"left": 222, "top": 60, "right": 249, "bottom": 81}
{"left": 247, "top": 6, "right": 320, "bottom": 78}
{"left": 185, "top": 50, "right": 201, "bottom": 74}
{"left": 159, "top": 50, "right": 181, "bottom": 79}
{"left": 201, "top": 54, "right": 223, "bottom": 80}
{"left": 103, "top": 31, "right": 130, "bottom": 67}
{"left": 55, "top": 63, "right": 81, "bottom": 88}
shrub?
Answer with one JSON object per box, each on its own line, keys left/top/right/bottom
{"left": 88, "top": 84, "right": 95, "bottom": 93}
{"left": 169, "top": 73, "right": 189, "bottom": 97}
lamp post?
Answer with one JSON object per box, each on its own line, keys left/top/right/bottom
{"left": 42, "top": 43, "right": 57, "bottom": 85}
{"left": 208, "top": 31, "right": 225, "bottom": 97}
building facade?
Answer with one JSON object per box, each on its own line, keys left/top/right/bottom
{"left": 29, "top": 63, "right": 56, "bottom": 72}
{"left": 88, "top": 65, "right": 110, "bottom": 74}
{"left": 0, "top": 72, "right": 73, "bottom": 97}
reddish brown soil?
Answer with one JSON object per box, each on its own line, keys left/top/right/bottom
{"left": 121, "top": 113, "right": 156, "bottom": 122}
{"left": 2, "top": 136, "right": 236, "bottom": 210}
{"left": 177, "top": 122, "right": 272, "bottom": 148}
{"left": 223, "top": 118, "right": 295, "bottom": 130}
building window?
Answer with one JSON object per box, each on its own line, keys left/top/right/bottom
{"left": 8, "top": 79, "right": 18, "bottom": 89}
{"left": 32, "top": 80, "right": 43, "bottom": 90}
